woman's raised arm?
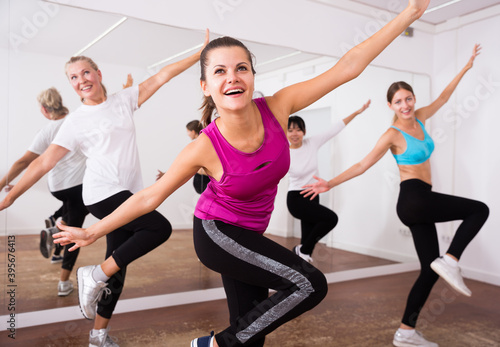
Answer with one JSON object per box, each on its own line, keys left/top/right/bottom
{"left": 416, "top": 44, "right": 481, "bottom": 121}
{"left": 138, "top": 29, "right": 209, "bottom": 107}
{"left": 269, "top": 0, "right": 430, "bottom": 124}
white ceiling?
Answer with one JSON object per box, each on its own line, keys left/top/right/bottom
{"left": 2, "top": 0, "right": 498, "bottom": 72}
{"left": 352, "top": 0, "right": 500, "bottom": 25}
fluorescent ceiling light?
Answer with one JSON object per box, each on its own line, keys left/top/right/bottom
{"left": 256, "top": 51, "right": 302, "bottom": 67}
{"left": 147, "top": 43, "right": 204, "bottom": 70}
{"left": 73, "top": 17, "right": 127, "bottom": 56}
{"left": 424, "top": 0, "right": 463, "bottom": 14}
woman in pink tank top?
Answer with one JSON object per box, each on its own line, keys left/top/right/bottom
{"left": 51, "top": 2, "right": 431, "bottom": 345}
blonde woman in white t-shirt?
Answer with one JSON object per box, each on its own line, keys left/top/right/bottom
{"left": 0, "top": 87, "right": 89, "bottom": 296}
{"left": 0, "top": 31, "right": 209, "bottom": 347}
{"left": 287, "top": 100, "right": 370, "bottom": 263}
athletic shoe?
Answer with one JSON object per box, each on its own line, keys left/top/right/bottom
{"left": 51, "top": 255, "right": 63, "bottom": 264}
{"left": 430, "top": 257, "right": 471, "bottom": 297}
{"left": 58, "top": 280, "right": 74, "bottom": 296}
{"left": 77, "top": 265, "right": 110, "bottom": 320}
{"left": 39, "top": 228, "right": 54, "bottom": 258}
{"left": 89, "top": 327, "right": 119, "bottom": 347}
{"left": 45, "top": 215, "right": 56, "bottom": 228}
{"left": 293, "top": 244, "right": 313, "bottom": 263}
{"left": 191, "top": 331, "right": 214, "bottom": 347}
{"left": 393, "top": 329, "right": 438, "bottom": 347}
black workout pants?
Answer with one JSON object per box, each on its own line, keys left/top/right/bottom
{"left": 86, "top": 190, "right": 172, "bottom": 319}
{"left": 193, "top": 217, "right": 328, "bottom": 347}
{"left": 287, "top": 190, "right": 338, "bottom": 255}
{"left": 51, "top": 184, "right": 88, "bottom": 271}
{"left": 397, "top": 179, "right": 489, "bottom": 327}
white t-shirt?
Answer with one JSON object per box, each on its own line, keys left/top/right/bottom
{"left": 28, "top": 118, "right": 86, "bottom": 192}
{"left": 52, "top": 85, "right": 143, "bottom": 205}
{"left": 287, "top": 120, "right": 345, "bottom": 191}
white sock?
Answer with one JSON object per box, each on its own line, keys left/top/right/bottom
{"left": 398, "top": 328, "right": 415, "bottom": 337}
{"left": 92, "top": 265, "right": 110, "bottom": 283}
{"left": 443, "top": 254, "right": 459, "bottom": 267}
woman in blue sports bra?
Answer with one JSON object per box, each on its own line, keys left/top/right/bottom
{"left": 303, "top": 44, "right": 489, "bottom": 347}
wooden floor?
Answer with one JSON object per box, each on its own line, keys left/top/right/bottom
{"left": 1, "top": 231, "right": 500, "bottom": 346}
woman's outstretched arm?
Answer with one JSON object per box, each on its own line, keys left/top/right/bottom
{"left": 417, "top": 44, "right": 481, "bottom": 121}
{"left": 137, "top": 29, "right": 209, "bottom": 107}
{"left": 268, "top": 0, "right": 430, "bottom": 126}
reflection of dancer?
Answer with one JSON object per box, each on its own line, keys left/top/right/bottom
{"left": 303, "top": 44, "right": 488, "bottom": 347}
{"left": 54, "top": 2, "right": 430, "bottom": 346}
{"left": 0, "top": 87, "right": 88, "bottom": 296}
{"left": 287, "top": 100, "right": 370, "bottom": 263}
{"left": 157, "top": 120, "right": 209, "bottom": 193}
{"left": 0, "top": 31, "right": 207, "bottom": 347}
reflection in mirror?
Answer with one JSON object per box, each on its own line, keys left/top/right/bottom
{"left": 2, "top": 0, "right": 428, "bottom": 322}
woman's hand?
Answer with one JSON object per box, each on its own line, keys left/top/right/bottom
{"left": 3, "top": 184, "right": 14, "bottom": 192}
{"left": 408, "top": 0, "right": 431, "bottom": 19}
{"left": 464, "top": 44, "right": 481, "bottom": 71}
{"left": 359, "top": 99, "right": 371, "bottom": 114}
{"left": 301, "top": 176, "right": 331, "bottom": 200}
{"left": 53, "top": 223, "right": 97, "bottom": 252}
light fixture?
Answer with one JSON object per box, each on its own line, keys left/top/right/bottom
{"left": 424, "top": 0, "right": 463, "bottom": 14}
{"left": 256, "top": 51, "right": 302, "bottom": 67}
{"left": 73, "top": 17, "right": 128, "bottom": 56}
{"left": 147, "top": 43, "right": 205, "bottom": 70}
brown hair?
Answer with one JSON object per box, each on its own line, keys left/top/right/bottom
{"left": 387, "top": 81, "right": 415, "bottom": 123}
{"left": 186, "top": 120, "right": 203, "bottom": 135}
{"left": 37, "top": 87, "right": 68, "bottom": 119}
{"left": 65, "top": 56, "right": 107, "bottom": 103}
{"left": 199, "top": 37, "right": 256, "bottom": 127}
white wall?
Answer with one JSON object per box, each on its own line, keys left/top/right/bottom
{"left": 431, "top": 14, "right": 500, "bottom": 285}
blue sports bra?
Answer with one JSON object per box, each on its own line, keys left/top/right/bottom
{"left": 391, "top": 119, "right": 434, "bottom": 165}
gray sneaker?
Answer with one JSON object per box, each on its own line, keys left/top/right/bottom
{"left": 89, "top": 327, "right": 119, "bottom": 347}
{"left": 58, "top": 280, "right": 74, "bottom": 296}
{"left": 77, "top": 265, "right": 110, "bottom": 320}
{"left": 39, "top": 228, "right": 55, "bottom": 258}
{"left": 431, "top": 256, "right": 471, "bottom": 297}
{"left": 393, "top": 329, "right": 438, "bottom": 347}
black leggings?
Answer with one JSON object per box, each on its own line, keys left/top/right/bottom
{"left": 194, "top": 217, "right": 328, "bottom": 347}
{"left": 396, "top": 179, "right": 489, "bottom": 327}
{"left": 286, "top": 190, "right": 338, "bottom": 255}
{"left": 51, "top": 185, "right": 88, "bottom": 271}
{"left": 86, "top": 190, "right": 172, "bottom": 319}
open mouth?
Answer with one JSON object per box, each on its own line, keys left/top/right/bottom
{"left": 224, "top": 88, "right": 244, "bottom": 96}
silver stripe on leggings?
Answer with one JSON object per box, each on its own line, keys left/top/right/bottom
{"left": 202, "top": 219, "right": 314, "bottom": 344}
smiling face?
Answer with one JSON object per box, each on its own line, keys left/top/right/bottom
{"left": 287, "top": 124, "right": 305, "bottom": 148}
{"left": 201, "top": 46, "right": 255, "bottom": 114}
{"left": 388, "top": 88, "right": 416, "bottom": 121}
{"left": 65, "top": 60, "right": 104, "bottom": 105}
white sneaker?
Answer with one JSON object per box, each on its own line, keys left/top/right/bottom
{"left": 393, "top": 329, "right": 438, "bottom": 347}
{"left": 58, "top": 280, "right": 74, "bottom": 296}
{"left": 89, "top": 327, "right": 119, "bottom": 347}
{"left": 293, "top": 244, "right": 313, "bottom": 263}
{"left": 77, "top": 265, "right": 110, "bottom": 320}
{"left": 430, "top": 257, "right": 471, "bottom": 297}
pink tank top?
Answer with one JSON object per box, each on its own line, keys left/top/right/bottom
{"left": 194, "top": 98, "right": 290, "bottom": 233}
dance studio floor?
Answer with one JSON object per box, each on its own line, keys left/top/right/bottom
{"left": 1, "top": 230, "right": 499, "bottom": 346}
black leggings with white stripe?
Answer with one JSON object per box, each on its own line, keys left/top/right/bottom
{"left": 397, "top": 179, "right": 489, "bottom": 328}
{"left": 193, "top": 217, "right": 328, "bottom": 347}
